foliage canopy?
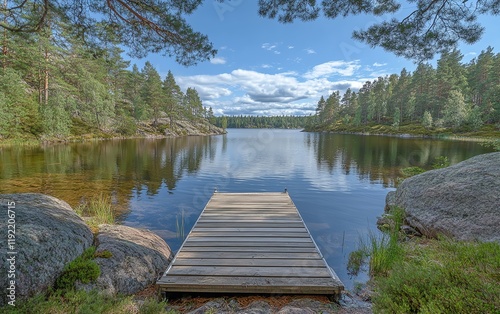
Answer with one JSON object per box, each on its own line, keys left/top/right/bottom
{"left": 1, "top": 0, "right": 498, "bottom": 63}
{"left": 257, "top": 0, "right": 500, "bottom": 61}
{"left": 1, "top": 0, "right": 217, "bottom": 66}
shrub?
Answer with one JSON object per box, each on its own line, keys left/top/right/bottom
{"left": 400, "top": 166, "right": 426, "bottom": 177}
{"left": 432, "top": 156, "right": 450, "bottom": 169}
{"left": 55, "top": 247, "right": 100, "bottom": 291}
{"left": 422, "top": 111, "right": 433, "bottom": 129}
{"left": 116, "top": 116, "right": 137, "bottom": 136}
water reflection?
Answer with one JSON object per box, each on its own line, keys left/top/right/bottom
{"left": 0, "top": 136, "right": 218, "bottom": 209}
{"left": 0, "top": 130, "right": 493, "bottom": 289}
{"left": 307, "top": 133, "right": 490, "bottom": 187}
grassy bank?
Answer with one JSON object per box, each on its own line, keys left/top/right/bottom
{"left": 350, "top": 205, "right": 500, "bottom": 313}
{"left": 2, "top": 289, "right": 170, "bottom": 314}
{"left": 306, "top": 122, "right": 500, "bottom": 140}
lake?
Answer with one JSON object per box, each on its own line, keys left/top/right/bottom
{"left": 0, "top": 129, "right": 494, "bottom": 289}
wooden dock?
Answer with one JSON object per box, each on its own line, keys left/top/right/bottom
{"left": 156, "top": 192, "right": 344, "bottom": 297}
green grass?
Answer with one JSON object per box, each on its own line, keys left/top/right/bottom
{"left": 2, "top": 289, "right": 170, "bottom": 314}
{"left": 75, "top": 194, "right": 115, "bottom": 232}
{"left": 372, "top": 239, "right": 500, "bottom": 313}
{"left": 349, "top": 204, "right": 500, "bottom": 313}
{"left": 348, "top": 207, "right": 405, "bottom": 277}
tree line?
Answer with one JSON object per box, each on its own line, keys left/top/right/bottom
{"left": 214, "top": 115, "right": 310, "bottom": 129}
{"left": 311, "top": 48, "right": 500, "bottom": 131}
{"left": 0, "top": 19, "right": 215, "bottom": 140}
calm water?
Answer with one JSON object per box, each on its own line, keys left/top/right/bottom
{"left": 0, "top": 129, "right": 494, "bottom": 289}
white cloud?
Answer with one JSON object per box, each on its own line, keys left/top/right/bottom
{"left": 262, "top": 42, "right": 281, "bottom": 54}
{"left": 305, "top": 49, "right": 316, "bottom": 54}
{"left": 288, "top": 46, "right": 294, "bottom": 49}
{"left": 373, "top": 62, "right": 387, "bottom": 67}
{"left": 174, "top": 57, "right": 388, "bottom": 116}
{"left": 210, "top": 57, "right": 227, "bottom": 65}
{"left": 303, "top": 60, "right": 361, "bottom": 79}
{"left": 262, "top": 43, "right": 277, "bottom": 51}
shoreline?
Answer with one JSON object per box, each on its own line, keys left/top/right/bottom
{"left": 0, "top": 121, "right": 227, "bottom": 147}
{"left": 302, "top": 123, "right": 500, "bottom": 142}
{"left": 303, "top": 129, "right": 497, "bottom": 142}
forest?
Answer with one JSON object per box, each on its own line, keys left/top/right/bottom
{"left": 214, "top": 115, "right": 310, "bottom": 129}
{"left": 1, "top": 8, "right": 499, "bottom": 140}
{"left": 0, "top": 23, "right": 216, "bottom": 141}
{"left": 309, "top": 48, "right": 500, "bottom": 133}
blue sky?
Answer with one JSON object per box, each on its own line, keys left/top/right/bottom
{"left": 130, "top": 1, "right": 500, "bottom": 116}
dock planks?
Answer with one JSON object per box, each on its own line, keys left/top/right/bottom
{"left": 156, "top": 192, "right": 344, "bottom": 296}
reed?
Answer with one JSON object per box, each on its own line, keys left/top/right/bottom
{"left": 75, "top": 194, "right": 115, "bottom": 232}
{"left": 176, "top": 208, "right": 186, "bottom": 240}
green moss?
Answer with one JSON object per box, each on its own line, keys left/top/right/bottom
{"left": 94, "top": 250, "right": 113, "bottom": 259}
{"left": 55, "top": 247, "right": 100, "bottom": 291}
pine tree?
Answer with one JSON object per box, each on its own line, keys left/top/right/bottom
{"left": 315, "top": 96, "right": 326, "bottom": 123}
{"left": 390, "top": 68, "right": 412, "bottom": 124}
{"left": 125, "top": 65, "right": 147, "bottom": 121}
{"left": 322, "top": 91, "right": 341, "bottom": 123}
{"left": 443, "top": 90, "right": 470, "bottom": 129}
{"left": 142, "top": 62, "right": 163, "bottom": 126}
{"left": 434, "top": 50, "right": 468, "bottom": 119}
{"left": 411, "top": 63, "right": 435, "bottom": 121}
{"left": 163, "top": 70, "right": 184, "bottom": 125}
{"left": 185, "top": 88, "right": 203, "bottom": 119}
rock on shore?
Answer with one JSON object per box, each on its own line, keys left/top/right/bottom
{"left": 137, "top": 119, "right": 226, "bottom": 137}
{"left": 0, "top": 194, "right": 93, "bottom": 304}
{"left": 77, "top": 224, "right": 173, "bottom": 295}
{"left": 0, "top": 193, "right": 174, "bottom": 304}
{"left": 385, "top": 152, "right": 500, "bottom": 242}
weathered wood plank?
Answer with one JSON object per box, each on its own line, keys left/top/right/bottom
{"left": 182, "top": 241, "right": 316, "bottom": 247}
{"left": 178, "top": 246, "right": 319, "bottom": 253}
{"left": 197, "top": 218, "right": 302, "bottom": 222}
{"left": 195, "top": 222, "right": 305, "bottom": 228}
{"left": 196, "top": 219, "right": 303, "bottom": 228}
{"left": 158, "top": 276, "right": 337, "bottom": 288}
{"left": 167, "top": 266, "right": 332, "bottom": 278}
{"left": 175, "top": 251, "right": 323, "bottom": 259}
{"left": 173, "top": 258, "right": 325, "bottom": 267}
{"left": 190, "top": 231, "right": 310, "bottom": 238}
{"left": 186, "top": 236, "right": 313, "bottom": 243}
{"left": 157, "top": 276, "right": 342, "bottom": 294}
{"left": 193, "top": 227, "right": 308, "bottom": 232}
